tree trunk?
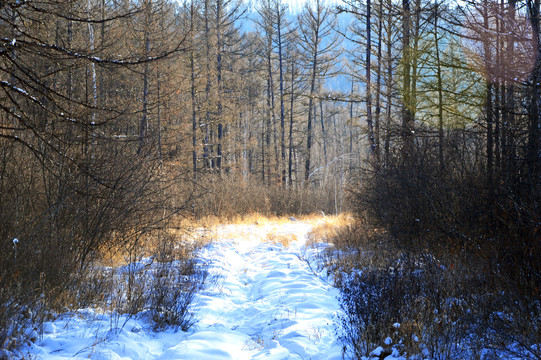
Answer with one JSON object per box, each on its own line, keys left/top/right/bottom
{"left": 384, "top": 0, "right": 394, "bottom": 166}
{"left": 527, "top": 0, "right": 540, "bottom": 190}
{"left": 483, "top": 0, "right": 494, "bottom": 188}
{"left": 216, "top": 0, "right": 224, "bottom": 173}
{"left": 305, "top": 60, "right": 317, "bottom": 183}
{"left": 366, "top": 0, "right": 375, "bottom": 156}
{"left": 401, "top": 0, "right": 414, "bottom": 161}
{"left": 375, "top": 0, "right": 383, "bottom": 163}
{"left": 277, "top": 3, "right": 286, "bottom": 185}
{"left": 203, "top": 0, "right": 211, "bottom": 170}
{"left": 349, "top": 78, "right": 355, "bottom": 173}
{"left": 139, "top": 1, "right": 151, "bottom": 153}
{"left": 87, "top": 0, "right": 97, "bottom": 152}
{"left": 434, "top": 0, "right": 444, "bottom": 171}
{"left": 190, "top": 2, "right": 197, "bottom": 183}
{"left": 266, "top": 30, "right": 278, "bottom": 182}
{"left": 319, "top": 98, "right": 327, "bottom": 165}
{"left": 288, "top": 56, "right": 296, "bottom": 187}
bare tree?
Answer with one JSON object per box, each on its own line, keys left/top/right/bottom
{"left": 298, "top": 0, "right": 339, "bottom": 183}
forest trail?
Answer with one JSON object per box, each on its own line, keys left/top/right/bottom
{"left": 160, "top": 221, "right": 343, "bottom": 359}
{"left": 29, "top": 219, "right": 344, "bottom": 360}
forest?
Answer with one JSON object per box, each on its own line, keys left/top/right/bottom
{"left": 0, "top": 0, "right": 540, "bottom": 358}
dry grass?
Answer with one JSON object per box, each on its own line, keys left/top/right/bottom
{"left": 164, "top": 212, "right": 355, "bottom": 249}
{"left": 304, "top": 213, "right": 354, "bottom": 247}
{"left": 96, "top": 213, "right": 354, "bottom": 267}
{"left": 98, "top": 224, "right": 212, "bottom": 268}
{"left": 265, "top": 232, "right": 298, "bottom": 247}
{"left": 214, "top": 212, "right": 294, "bottom": 226}
{"left": 99, "top": 214, "right": 355, "bottom": 265}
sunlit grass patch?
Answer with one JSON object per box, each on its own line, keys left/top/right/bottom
{"left": 206, "top": 212, "right": 355, "bottom": 247}
{"left": 227, "top": 212, "right": 295, "bottom": 226}
{"left": 304, "top": 213, "right": 354, "bottom": 246}
{"left": 97, "top": 221, "right": 211, "bottom": 268}
{"left": 265, "top": 232, "right": 298, "bottom": 247}
{"left": 160, "top": 212, "right": 354, "bottom": 249}
{"left": 192, "top": 212, "right": 288, "bottom": 227}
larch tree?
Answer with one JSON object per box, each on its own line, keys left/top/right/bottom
{"left": 298, "top": 0, "right": 339, "bottom": 184}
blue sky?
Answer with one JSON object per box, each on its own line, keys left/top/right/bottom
{"left": 282, "top": 0, "right": 344, "bottom": 13}
{"left": 245, "top": 0, "right": 345, "bottom": 14}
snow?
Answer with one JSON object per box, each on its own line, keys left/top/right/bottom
{"left": 27, "top": 221, "right": 345, "bottom": 359}
{"left": 370, "top": 346, "right": 384, "bottom": 357}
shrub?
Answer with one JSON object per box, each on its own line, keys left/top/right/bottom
{"left": 337, "top": 248, "right": 475, "bottom": 359}
{"left": 0, "top": 140, "right": 195, "bottom": 355}
{"left": 333, "top": 133, "right": 540, "bottom": 359}
{"left": 147, "top": 233, "right": 207, "bottom": 331}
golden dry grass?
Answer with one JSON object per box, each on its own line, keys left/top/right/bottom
{"left": 195, "top": 212, "right": 354, "bottom": 248}
{"left": 98, "top": 212, "right": 354, "bottom": 265}
{"left": 265, "top": 232, "right": 298, "bottom": 247}
{"left": 221, "top": 212, "right": 295, "bottom": 226}
{"left": 98, "top": 222, "right": 212, "bottom": 268}
{"left": 303, "top": 213, "right": 354, "bottom": 247}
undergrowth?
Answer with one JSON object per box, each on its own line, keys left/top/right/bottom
{"left": 315, "top": 215, "right": 541, "bottom": 360}
{"left": 0, "top": 229, "right": 207, "bottom": 360}
{"left": 192, "top": 175, "right": 340, "bottom": 219}
{"left": 95, "top": 230, "right": 208, "bottom": 332}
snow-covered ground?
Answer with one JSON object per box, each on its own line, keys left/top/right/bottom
{"left": 27, "top": 220, "right": 345, "bottom": 359}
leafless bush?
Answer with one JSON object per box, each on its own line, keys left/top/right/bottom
{"left": 334, "top": 133, "right": 540, "bottom": 359}
{"left": 65, "top": 231, "right": 207, "bottom": 334}
{"left": 0, "top": 140, "right": 193, "bottom": 354}
{"left": 336, "top": 246, "right": 477, "bottom": 359}
{"left": 147, "top": 232, "right": 207, "bottom": 331}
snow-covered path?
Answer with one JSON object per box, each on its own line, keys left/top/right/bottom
{"left": 165, "top": 222, "right": 342, "bottom": 359}
{"left": 29, "top": 220, "right": 344, "bottom": 359}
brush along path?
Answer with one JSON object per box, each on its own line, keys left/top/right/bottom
{"left": 158, "top": 221, "right": 343, "bottom": 360}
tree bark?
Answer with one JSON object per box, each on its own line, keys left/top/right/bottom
{"left": 190, "top": 2, "right": 197, "bottom": 183}
{"left": 375, "top": 0, "right": 383, "bottom": 163}
{"left": 276, "top": 1, "right": 287, "bottom": 185}
{"left": 288, "top": 54, "right": 296, "bottom": 187}
{"left": 366, "top": 0, "right": 375, "bottom": 156}
{"left": 483, "top": 0, "right": 494, "bottom": 189}
{"left": 401, "top": 0, "right": 414, "bottom": 162}
{"left": 434, "top": 0, "right": 444, "bottom": 171}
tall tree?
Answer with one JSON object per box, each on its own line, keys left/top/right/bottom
{"left": 433, "top": 0, "right": 445, "bottom": 170}
{"left": 527, "top": 0, "right": 540, "bottom": 192}
{"left": 374, "top": 0, "right": 384, "bottom": 162}
{"left": 366, "top": 0, "right": 375, "bottom": 155}
{"left": 257, "top": 0, "right": 278, "bottom": 184}
{"left": 401, "top": 0, "right": 414, "bottom": 161}
{"left": 275, "top": 0, "right": 289, "bottom": 185}
{"left": 298, "top": 0, "right": 339, "bottom": 183}
{"left": 285, "top": 30, "right": 302, "bottom": 187}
